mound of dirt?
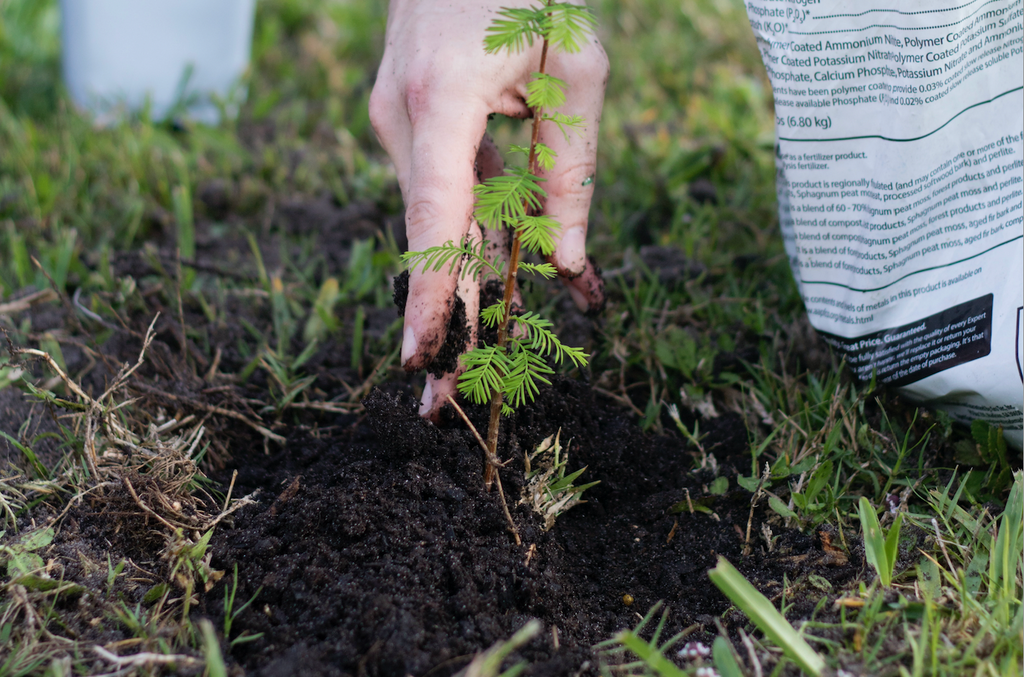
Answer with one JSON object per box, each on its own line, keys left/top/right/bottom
{"left": 202, "top": 378, "right": 859, "bottom": 676}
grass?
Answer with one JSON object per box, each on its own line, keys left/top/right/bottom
{"left": 0, "top": 0, "right": 1020, "bottom": 675}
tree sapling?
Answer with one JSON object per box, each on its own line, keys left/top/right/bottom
{"left": 402, "top": 2, "right": 596, "bottom": 486}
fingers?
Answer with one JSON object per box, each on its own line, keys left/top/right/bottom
{"left": 563, "top": 255, "right": 606, "bottom": 314}
{"left": 394, "top": 90, "right": 490, "bottom": 371}
{"left": 538, "top": 42, "right": 608, "bottom": 309}
{"left": 419, "top": 222, "right": 483, "bottom": 419}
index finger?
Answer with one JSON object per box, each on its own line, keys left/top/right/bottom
{"left": 400, "top": 92, "right": 490, "bottom": 371}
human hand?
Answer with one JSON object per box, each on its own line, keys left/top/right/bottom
{"left": 369, "top": 0, "right": 608, "bottom": 419}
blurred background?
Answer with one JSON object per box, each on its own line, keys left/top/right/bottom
{"left": 0, "top": 0, "right": 780, "bottom": 285}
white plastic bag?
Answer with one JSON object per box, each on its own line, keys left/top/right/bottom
{"left": 746, "top": 0, "right": 1024, "bottom": 446}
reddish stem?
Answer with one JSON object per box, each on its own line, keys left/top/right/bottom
{"left": 483, "top": 34, "right": 550, "bottom": 490}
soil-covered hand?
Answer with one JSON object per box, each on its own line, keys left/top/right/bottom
{"left": 369, "top": 0, "right": 608, "bottom": 419}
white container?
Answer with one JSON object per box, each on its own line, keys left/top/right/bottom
{"left": 60, "top": 0, "right": 256, "bottom": 125}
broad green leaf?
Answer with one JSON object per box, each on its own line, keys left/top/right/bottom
{"left": 19, "top": 527, "right": 54, "bottom": 552}
{"left": 858, "top": 497, "right": 890, "bottom": 587}
{"left": 709, "top": 477, "right": 728, "bottom": 495}
{"left": 8, "top": 551, "right": 44, "bottom": 578}
{"left": 712, "top": 636, "right": 744, "bottom": 677}
{"left": 769, "top": 495, "right": 797, "bottom": 519}
{"left": 737, "top": 474, "right": 761, "bottom": 493}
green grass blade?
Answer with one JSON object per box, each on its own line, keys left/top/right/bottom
{"left": 0, "top": 430, "right": 48, "bottom": 479}
{"left": 200, "top": 618, "right": 227, "bottom": 677}
{"left": 615, "top": 631, "right": 687, "bottom": 677}
{"left": 859, "top": 496, "right": 891, "bottom": 587}
{"left": 708, "top": 557, "right": 825, "bottom": 676}
{"left": 989, "top": 471, "right": 1023, "bottom": 603}
{"left": 883, "top": 511, "right": 903, "bottom": 581}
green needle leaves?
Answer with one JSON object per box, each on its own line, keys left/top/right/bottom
{"left": 472, "top": 167, "right": 545, "bottom": 231}
{"left": 526, "top": 72, "right": 567, "bottom": 110}
{"left": 483, "top": 3, "right": 596, "bottom": 55}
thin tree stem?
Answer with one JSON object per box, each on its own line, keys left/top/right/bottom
{"left": 483, "top": 34, "right": 550, "bottom": 489}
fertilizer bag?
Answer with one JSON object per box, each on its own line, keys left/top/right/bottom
{"left": 747, "top": 0, "right": 1024, "bottom": 446}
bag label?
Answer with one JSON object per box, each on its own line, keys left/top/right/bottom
{"left": 820, "top": 294, "right": 992, "bottom": 387}
{"left": 747, "top": 1, "right": 1024, "bottom": 444}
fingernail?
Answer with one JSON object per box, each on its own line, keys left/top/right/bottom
{"left": 401, "top": 324, "right": 418, "bottom": 366}
{"left": 567, "top": 284, "right": 589, "bottom": 312}
{"left": 557, "top": 226, "right": 586, "bottom": 274}
{"left": 418, "top": 378, "right": 434, "bottom": 417}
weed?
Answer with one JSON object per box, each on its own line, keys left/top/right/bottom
{"left": 223, "top": 563, "right": 264, "bottom": 647}
{"left": 858, "top": 496, "right": 903, "bottom": 588}
{"left": 0, "top": 526, "right": 54, "bottom": 579}
{"left": 520, "top": 429, "right": 598, "bottom": 530}
{"left": 455, "top": 619, "right": 540, "bottom": 677}
{"left": 596, "top": 602, "right": 688, "bottom": 676}
{"left": 104, "top": 555, "right": 126, "bottom": 597}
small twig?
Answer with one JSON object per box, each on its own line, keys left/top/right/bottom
{"left": 131, "top": 382, "right": 286, "bottom": 444}
{"left": 448, "top": 395, "right": 489, "bottom": 456}
{"left": 30, "top": 256, "right": 87, "bottom": 337}
{"left": 0, "top": 288, "right": 59, "bottom": 315}
{"left": 739, "top": 628, "right": 763, "bottom": 677}
{"left": 205, "top": 346, "right": 222, "bottom": 382}
{"left": 223, "top": 469, "right": 238, "bottom": 512}
{"left": 122, "top": 477, "right": 187, "bottom": 531}
{"left": 931, "top": 518, "right": 957, "bottom": 573}
{"left": 445, "top": 395, "right": 509, "bottom": 469}
{"left": 350, "top": 347, "right": 400, "bottom": 404}
{"left": 592, "top": 386, "right": 646, "bottom": 418}
{"left": 98, "top": 315, "right": 159, "bottom": 403}
{"left": 743, "top": 462, "right": 770, "bottom": 556}
{"left": 492, "top": 472, "right": 522, "bottom": 547}
{"left": 446, "top": 395, "right": 520, "bottom": 545}
{"left": 93, "top": 646, "right": 202, "bottom": 669}
{"left": 204, "top": 491, "right": 258, "bottom": 531}
{"left": 282, "top": 401, "right": 361, "bottom": 414}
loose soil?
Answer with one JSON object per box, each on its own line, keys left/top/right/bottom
{"left": 196, "top": 378, "right": 865, "bottom": 677}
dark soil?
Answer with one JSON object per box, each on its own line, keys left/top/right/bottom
{"left": 392, "top": 269, "right": 471, "bottom": 379}
{"left": 199, "top": 378, "right": 862, "bottom": 677}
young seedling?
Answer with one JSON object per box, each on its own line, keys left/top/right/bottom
{"left": 521, "top": 429, "right": 598, "bottom": 530}
{"left": 858, "top": 496, "right": 902, "bottom": 588}
{"left": 403, "top": 2, "right": 595, "bottom": 486}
